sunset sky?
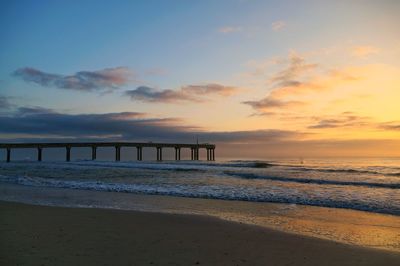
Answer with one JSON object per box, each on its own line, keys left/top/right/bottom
{"left": 1, "top": 0, "right": 400, "bottom": 158}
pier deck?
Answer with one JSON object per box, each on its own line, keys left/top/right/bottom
{"left": 0, "top": 142, "right": 216, "bottom": 162}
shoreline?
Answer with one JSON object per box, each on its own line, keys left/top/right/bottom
{"left": 1, "top": 200, "right": 400, "bottom": 266}
{"left": 1, "top": 183, "right": 400, "bottom": 253}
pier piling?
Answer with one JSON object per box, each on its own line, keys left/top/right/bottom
{"left": 91, "top": 146, "right": 97, "bottom": 160}
{"left": 66, "top": 147, "right": 71, "bottom": 162}
{"left": 37, "top": 147, "right": 42, "bottom": 161}
{"left": 6, "top": 148, "right": 10, "bottom": 162}
{"left": 175, "top": 147, "right": 181, "bottom": 161}
{"left": 156, "top": 147, "right": 163, "bottom": 161}
{"left": 136, "top": 147, "right": 142, "bottom": 161}
{"left": 115, "top": 146, "right": 121, "bottom": 161}
{"left": 1, "top": 142, "right": 215, "bottom": 162}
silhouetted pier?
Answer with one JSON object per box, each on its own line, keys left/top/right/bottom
{"left": 0, "top": 142, "right": 216, "bottom": 162}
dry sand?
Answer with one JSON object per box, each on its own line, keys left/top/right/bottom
{"left": 0, "top": 201, "right": 399, "bottom": 266}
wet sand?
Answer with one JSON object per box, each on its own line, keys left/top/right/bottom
{"left": 1, "top": 201, "right": 399, "bottom": 266}
{"left": 2, "top": 183, "right": 399, "bottom": 252}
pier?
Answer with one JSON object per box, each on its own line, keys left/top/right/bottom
{"left": 0, "top": 142, "right": 216, "bottom": 162}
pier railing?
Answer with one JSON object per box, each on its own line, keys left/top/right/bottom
{"left": 0, "top": 142, "right": 216, "bottom": 162}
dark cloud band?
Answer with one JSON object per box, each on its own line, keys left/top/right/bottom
{"left": 0, "top": 107, "right": 304, "bottom": 143}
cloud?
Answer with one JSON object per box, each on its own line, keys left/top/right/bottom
{"left": 242, "top": 50, "right": 375, "bottom": 115}
{"left": 125, "top": 83, "right": 238, "bottom": 103}
{"left": 201, "top": 129, "right": 307, "bottom": 143}
{"left": 271, "top": 20, "right": 286, "bottom": 31}
{"left": 243, "top": 98, "right": 304, "bottom": 110}
{"left": 243, "top": 51, "right": 317, "bottom": 111}
{"left": 16, "top": 106, "right": 55, "bottom": 116}
{"left": 307, "top": 113, "right": 400, "bottom": 132}
{"left": 0, "top": 96, "right": 13, "bottom": 110}
{"left": 125, "top": 86, "right": 187, "bottom": 103}
{"left": 269, "top": 51, "right": 318, "bottom": 89}
{"left": 182, "top": 84, "right": 237, "bottom": 96}
{"left": 308, "top": 114, "right": 372, "bottom": 129}
{"left": 0, "top": 107, "right": 306, "bottom": 143}
{"left": 13, "top": 67, "right": 132, "bottom": 91}
{"left": 379, "top": 122, "right": 400, "bottom": 131}
{"left": 351, "top": 46, "right": 380, "bottom": 58}
{"left": 218, "top": 26, "right": 242, "bottom": 34}
{"left": 0, "top": 107, "right": 188, "bottom": 140}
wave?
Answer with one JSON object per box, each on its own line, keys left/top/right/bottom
{"left": 51, "top": 160, "right": 278, "bottom": 172}
{"left": 228, "top": 161, "right": 400, "bottom": 176}
{"left": 292, "top": 167, "right": 381, "bottom": 175}
{"left": 60, "top": 161, "right": 208, "bottom": 172}
{"left": 0, "top": 175, "right": 398, "bottom": 216}
{"left": 8, "top": 160, "right": 397, "bottom": 177}
{"left": 81, "top": 160, "right": 400, "bottom": 176}
{"left": 224, "top": 171, "right": 400, "bottom": 189}
{"left": 293, "top": 167, "right": 400, "bottom": 178}
{"left": 228, "top": 160, "right": 277, "bottom": 168}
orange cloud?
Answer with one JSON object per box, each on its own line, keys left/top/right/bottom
{"left": 241, "top": 48, "right": 400, "bottom": 143}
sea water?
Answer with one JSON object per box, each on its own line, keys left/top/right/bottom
{"left": 0, "top": 158, "right": 399, "bottom": 215}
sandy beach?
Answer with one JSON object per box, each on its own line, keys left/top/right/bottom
{"left": 1, "top": 201, "right": 399, "bottom": 266}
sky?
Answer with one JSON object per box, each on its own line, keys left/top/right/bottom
{"left": 1, "top": 0, "right": 400, "bottom": 158}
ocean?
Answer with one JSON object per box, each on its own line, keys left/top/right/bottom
{"left": 0, "top": 157, "right": 399, "bottom": 215}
